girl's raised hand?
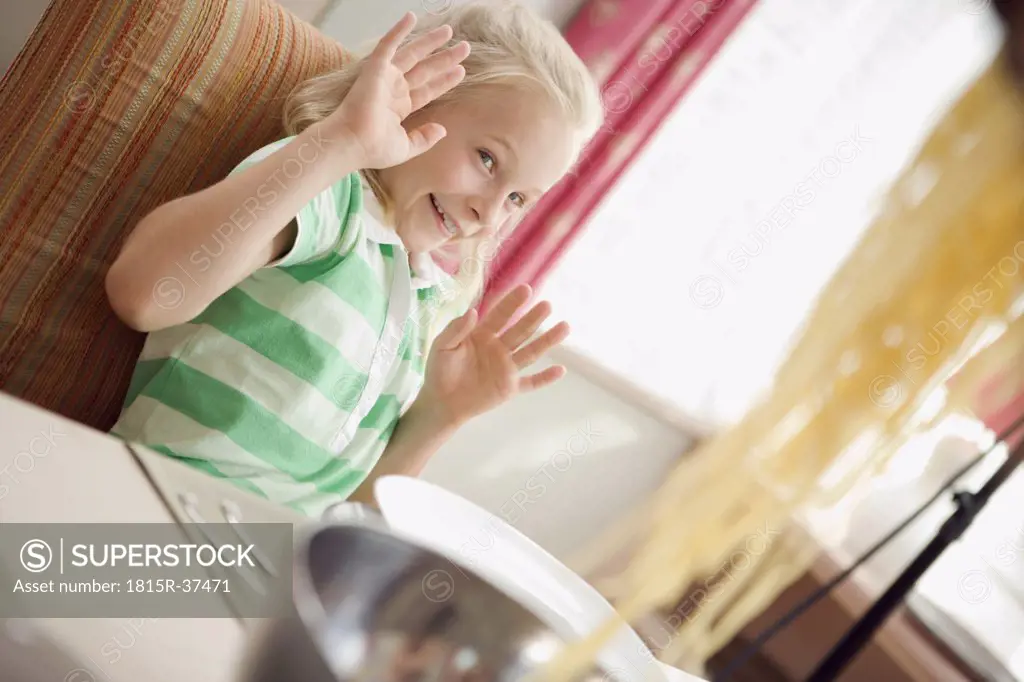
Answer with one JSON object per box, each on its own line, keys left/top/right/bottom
{"left": 327, "top": 12, "right": 470, "bottom": 169}
{"left": 416, "top": 284, "right": 571, "bottom": 429}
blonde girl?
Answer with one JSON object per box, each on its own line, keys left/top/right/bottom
{"left": 105, "top": 1, "right": 604, "bottom": 516}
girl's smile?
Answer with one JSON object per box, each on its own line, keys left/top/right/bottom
{"left": 429, "top": 193, "right": 460, "bottom": 238}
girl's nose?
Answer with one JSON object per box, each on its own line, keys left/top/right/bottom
{"left": 469, "top": 194, "right": 506, "bottom": 235}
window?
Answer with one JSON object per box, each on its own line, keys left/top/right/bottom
{"left": 542, "top": 0, "right": 1003, "bottom": 428}
{"left": 541, "top": 0, "right": 1022, "bottom": 676}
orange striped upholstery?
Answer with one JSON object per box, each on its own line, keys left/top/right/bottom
{"left": 0, "top": 0, "right": 348, "bottom": 429}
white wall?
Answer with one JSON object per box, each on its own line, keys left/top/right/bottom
{"left": 421, "top": 348, "right": 695, "bottom": 568}
{"left": 319, "top": 0, "right": 587, "bottom": 48}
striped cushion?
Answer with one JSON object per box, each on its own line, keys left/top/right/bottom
{"left": 0, "top": 0, "right": 349, "bottom": 429}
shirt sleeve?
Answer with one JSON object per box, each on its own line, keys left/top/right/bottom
{"left": 227, "top": 136, "right": 363, "bottom": 268}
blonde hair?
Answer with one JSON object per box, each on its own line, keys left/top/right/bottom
{"left": 283, "top": 0, "right": 604, "bottom": 334}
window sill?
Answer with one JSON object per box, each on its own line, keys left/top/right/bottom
{"left": 700, "top": 546, "right": 984, "bottom": 681}
{"left": 549, "top": 344, "right": 720, "bottom": 442}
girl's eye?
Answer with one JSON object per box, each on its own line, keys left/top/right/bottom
{"left": 479, "top": 149, "right": 525, "bottom": 208}
{"left": 478, "top": 149, "right": 495, "bottom": 172}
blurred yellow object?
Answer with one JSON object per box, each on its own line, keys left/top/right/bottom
{"left": 543, "top": 51, "right": 1024, "bottom": 679}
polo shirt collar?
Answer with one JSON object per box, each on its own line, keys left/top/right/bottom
{"left": 359, "top": 176, "right": 452, "bottom": 290}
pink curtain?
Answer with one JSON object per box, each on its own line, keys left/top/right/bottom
{"left": 976, "top": 376, "right": 1024, "bottom": 450}
{"left": 481, "top": 0, "right": 759, "bottom": 311}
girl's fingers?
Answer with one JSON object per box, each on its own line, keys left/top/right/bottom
{"left": 373, "top": 11, "right": 418, "bottom": 62}
{"left": 511, "top": 321, "right": 570, "bottom": 368}
{"left": 394, "top": 24, "right": 455, "bottom": 73}
{"left": 499, "top": 300, "right": 551, "bottom": 350}
{"left": 405, "top": 41, "right": 470, "bottom": 90}
{"left": 519, "top": 365, "right": 567, "bottom": 393}
{"left": 405, "top": 122, "right": 448, "bottom": 159}
{"left": 478, "top": 284, "right": 532, "bottom": 335}
{"left": 409, "top": 66, "right": 466, "bottom": 112}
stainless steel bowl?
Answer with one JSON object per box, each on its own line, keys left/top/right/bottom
{"left": 239, "top": 519, "right": 612, "bottom": 682}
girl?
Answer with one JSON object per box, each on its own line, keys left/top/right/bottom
{"left": 104, "top": 2, "right": 604, "bottom": 516}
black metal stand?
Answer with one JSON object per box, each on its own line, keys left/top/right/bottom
{"left": 806, "top": 433, "right": 1024, "bottom": 681}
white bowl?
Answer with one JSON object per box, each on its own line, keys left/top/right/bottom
{"left": 373, "top": 476, "right": 704, "bottom": 682}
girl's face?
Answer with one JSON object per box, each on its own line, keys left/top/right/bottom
{"left": 378, "top": 84, "right": 577, "bottom": 254}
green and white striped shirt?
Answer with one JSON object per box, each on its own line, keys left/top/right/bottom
{"left": 112, "top": 137, "right": 457, "bottom": 517}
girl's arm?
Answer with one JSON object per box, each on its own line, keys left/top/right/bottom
{"left": 105, "top": 124, "right": 361, "bottom": 332}
{"left": 346, "top": 399, "right": 459, "bottom": 506}
{"left": 347, "top": 288, "right": 571, "bottom": 507}
{"left": 106, "top": 12, "right": 467, "bottom": 333}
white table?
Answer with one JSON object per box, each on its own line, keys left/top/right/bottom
{"left": 0, "top": 392, "right": 303, "bottom": 682}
